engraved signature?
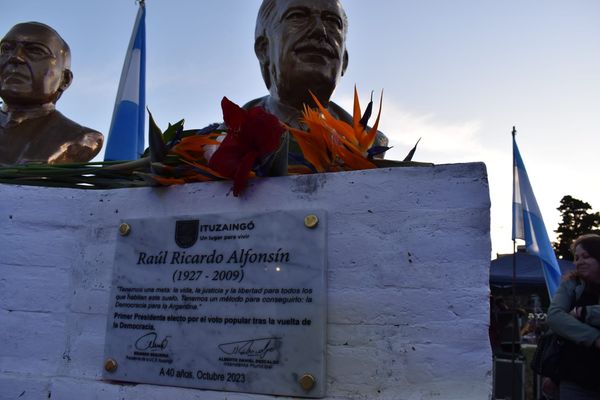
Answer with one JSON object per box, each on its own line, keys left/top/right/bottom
{"left": 218, "top": 337, "right": 281, "bottom": 359}
{"left": 134, "top": 332, "right": 171, "bottom": 351}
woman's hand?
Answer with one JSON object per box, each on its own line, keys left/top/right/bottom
{"left": 570, "top": 306, "right": 587, "bottom": 321}
{"left": 541, "top": 377, "right": 559, "bottom": 399}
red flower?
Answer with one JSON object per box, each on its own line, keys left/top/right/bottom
{"left": 208, "top": 97, "right": 285, "bottom": 196}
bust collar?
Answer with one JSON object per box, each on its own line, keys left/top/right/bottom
{"left": 262, "top": 96, "right": 305, "bottom": 129}
{"left": 0, "top": 102, "right": 56, "bottom": 128}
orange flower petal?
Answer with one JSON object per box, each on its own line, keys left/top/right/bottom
{"left": 352, "top": 85, "right": 362, "bottom": 131}
{"left": 359, "top": 92, "right": 383, "bottom": 151}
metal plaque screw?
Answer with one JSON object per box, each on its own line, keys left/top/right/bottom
{"left": 298, "top": 374, "right": 316, "bottom": 391}
{"left": 304, "top": 214, "right": 319, "bottom": 229}
{"left": 104, "top": 358, "right": 118, "bottom": 373}
{"left": 118, "top": 223, "right": 131, "bottom": 236}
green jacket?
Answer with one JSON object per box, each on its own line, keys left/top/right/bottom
{"left": 547, "top": 278, "right": 600, "bottom": 347}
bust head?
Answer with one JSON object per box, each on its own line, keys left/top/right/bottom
{"left": 0, "top": 22, "right": 73, "bottom": 108}
{"left": 254, "top": 0, "right": 349, "bottom": 109}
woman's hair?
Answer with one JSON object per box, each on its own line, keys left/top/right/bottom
{"left": 565, "top": 233, "right": 600, "bottom": 281}
{"left": 571, "top": 234, "right": 600, "bottom": 262}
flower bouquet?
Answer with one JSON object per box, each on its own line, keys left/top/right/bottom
{"left": 0, "top": 89, "right": 426, "bottom": 195}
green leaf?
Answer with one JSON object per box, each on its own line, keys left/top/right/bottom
{"left": 162, "top": 119, "right": 185, "bottom": 144}
{"left": 147, "top": 109, "right": 169, "bottom": 163}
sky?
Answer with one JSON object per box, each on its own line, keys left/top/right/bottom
{"left": 2, "top": 0, "right": 600, "bottom": 257}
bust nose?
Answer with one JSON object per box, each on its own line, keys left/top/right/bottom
{"left": 306, "top": 16, "right": 328, "bottom": 39}
{"left": 5, "top": 44, "right": 27, "bottom": 64}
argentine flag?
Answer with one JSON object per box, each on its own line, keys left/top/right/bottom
{"left": 104, "top": 3, "right": 146, "bottom": 161}
{"left": 512, "top": 134, "right": 562, "bottom": 296}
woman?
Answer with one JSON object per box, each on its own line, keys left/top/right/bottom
{"left": 547, "top": 234, "right": 600, "bottom": 399}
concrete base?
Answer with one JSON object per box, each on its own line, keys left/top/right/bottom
{"left": 0, "top": 163, "right": 492, "bottom": 400}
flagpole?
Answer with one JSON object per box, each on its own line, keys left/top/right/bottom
{"left": 510, "top": 127, "right": 563, "bottom": 398}
{"left": 511, "top": 126, "right": 518, "bottom": 400}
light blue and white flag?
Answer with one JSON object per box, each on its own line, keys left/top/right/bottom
{"left": 512, "top": 135, "right": 562, "bottom": 297}
{"left": 104, "top": 2, "right": 146, "bottom": 161}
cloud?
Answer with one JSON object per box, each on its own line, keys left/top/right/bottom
{"left": 381, "top": 105, "right": 483, "bottom": 155}
{"left": 335, "top": 94, "right": 491, "bottom": 162}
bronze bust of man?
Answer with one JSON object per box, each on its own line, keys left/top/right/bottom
{"left": 0, "top": 22, "right": 103, "bottom": 165}
{"left": 245, "top": 0, "right": 388, "bottom": 152}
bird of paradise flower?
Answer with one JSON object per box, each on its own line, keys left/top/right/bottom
{"left": 287, "top": 87, "right": 387, "bottom": 173}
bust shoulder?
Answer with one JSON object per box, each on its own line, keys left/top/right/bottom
{"left": 0, "top": 110, "right": 103, "bottom": 165}
{"left": 241, "top": 96, "right": 388, "bottom": 151}
{"left": 241, "top": 96, "right": 269, "bottom": 110}
{"left": 43, "top": 110, "right": 104, "bottom": 164}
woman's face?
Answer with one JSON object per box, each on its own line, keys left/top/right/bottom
{"left": 574, "top": 244, "right": 600, "bottom": 285}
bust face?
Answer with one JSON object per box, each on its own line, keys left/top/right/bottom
{"left": 263, "top": 0, "right": 348, "bottom": 106}
{"left": 0, "top": 23, "right": 70, "bottom": 106}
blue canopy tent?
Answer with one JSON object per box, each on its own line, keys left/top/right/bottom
{"left": 490, "top": 251, "right": 574, "bottom": 358}
{"left": 490, "top": 252, "right": 574, "bottom": 289}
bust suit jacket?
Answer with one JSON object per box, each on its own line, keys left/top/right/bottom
{"left": 0, "top": 109, "right": 103, "bottom": 165}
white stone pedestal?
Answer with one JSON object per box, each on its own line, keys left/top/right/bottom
{"left": 0, "top": 163, "right": 492, "bottom": 400}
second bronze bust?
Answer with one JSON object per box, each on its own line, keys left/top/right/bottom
{"left": 0, "top": 21, "right": 103, "bottom": 165}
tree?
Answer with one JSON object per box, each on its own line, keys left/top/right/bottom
{"left": 553, "top": 195, "right": 600, "bottom": 260}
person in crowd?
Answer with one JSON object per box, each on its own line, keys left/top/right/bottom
{"left": 547, "top": 233, "right": 600, "bottom": 399}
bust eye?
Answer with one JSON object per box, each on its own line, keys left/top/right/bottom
{"left": 323, "top": 13, "right": 343, "bottom": 30}
{"left": 25, "top": 44, "right": 51, "bottom": 58}
{"left": 284, "top": 9, "right": 308, "bottom": 22}
{"left": 0, "top": 42, "right": 14, "bottom": 55}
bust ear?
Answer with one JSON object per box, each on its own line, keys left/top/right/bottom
{"left": 254, "top": 36, "right": 269, "bottom": 63}
{"left": 60, "top": 69, "right": 73, "bottom": 92}
{"left": 53, "top": 69, "right": 73, "bottom": 103}
{"left": 254, "top": 36, "right": 271, "bottom": 89}
{"left": 341, "top": 50, "right": 349, "bottom": 77}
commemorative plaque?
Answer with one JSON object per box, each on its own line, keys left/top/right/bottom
{"left": 103, "top": 210, "right": 327, "bottom": 398}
